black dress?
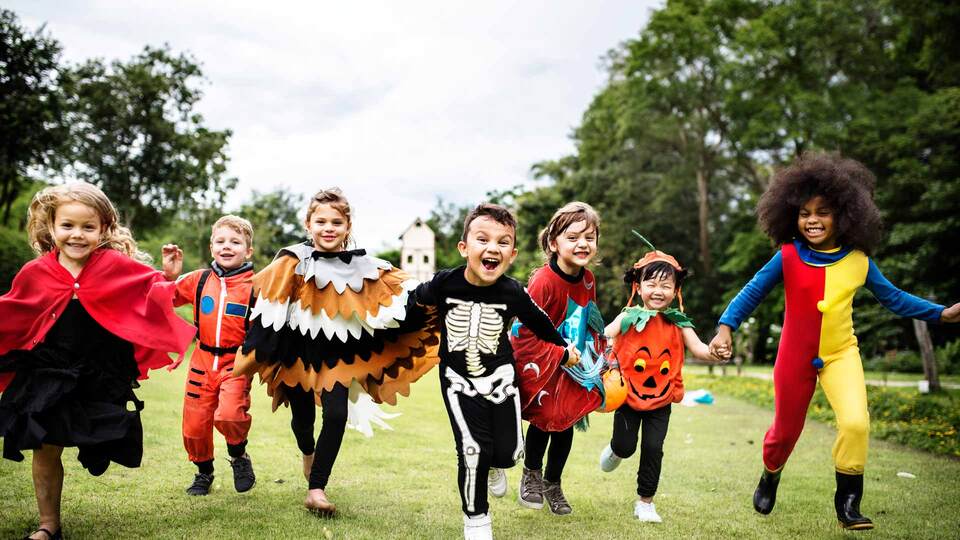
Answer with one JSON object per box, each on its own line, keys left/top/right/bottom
{"left": 0, "top": 299, "right": 143, "bottom": 475}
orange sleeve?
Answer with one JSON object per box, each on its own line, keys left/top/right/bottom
{"left": 172, "top": 270, "right": 201, "bottom": 308}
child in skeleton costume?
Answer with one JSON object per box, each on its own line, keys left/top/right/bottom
{"left": 600, "top": 237, "right": 727, "bottom": 524}
{"left": 413, "top": 204, "right": 580, "bottom": 540}
{"left": 235, "top": 189, "right": 440, "bottom": 515}
{"left": 709, "top": 154, "right": 960, "bottom": 530}
{"left": 509, "top": 202, "right": 606, "bottom": 516}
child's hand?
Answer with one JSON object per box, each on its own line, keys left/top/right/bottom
{"left": 564, "top": 344, "right": 581, "bottom": 367}
{"left": 166, "top": 356, "right": 184, "bottom": 371}
{"left": 709, "top": 325, "right": 733, "bottom": 361}
{"left": 941, "top": 302, "right": 960, "bottom": 324}
{"left": 162, "top": 244, "right": 183, "bottom": 280}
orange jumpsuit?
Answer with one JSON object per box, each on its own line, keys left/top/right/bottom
{"left": 173, "top": 263, "right": 254, "bottom": 463}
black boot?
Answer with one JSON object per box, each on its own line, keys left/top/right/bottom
{"left": 835, "top": 472, "right": 874, "bottom": 530}
{"left": 753, "top": 468, "right": 781, "bottom": 515}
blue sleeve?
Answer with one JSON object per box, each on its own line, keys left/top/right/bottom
{"left": 718, "top": 251, "right": 783, "bottom": 330}
{"left": 864, "top": 259, "right": 944, "bottom": 322}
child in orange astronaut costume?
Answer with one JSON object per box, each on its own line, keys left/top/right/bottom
{"left": 164, "top": 215, "right": 257, "bottom": 496}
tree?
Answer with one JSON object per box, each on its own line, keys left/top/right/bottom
{"left": 0, "top": 9, "right": 66, "bottom": 224}
{"left": 61, "top": 45, "right": 234, "bottom": 231}
{"left": 236, "top": 188, "right": 305, "bottom": 270}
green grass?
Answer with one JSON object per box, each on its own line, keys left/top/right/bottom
{"left": 686, "top": 363, "right": 960, "bottom": 385}
{"left": 3, "top": 365, "right": 960, "bottom": 539}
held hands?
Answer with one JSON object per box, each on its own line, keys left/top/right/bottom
{"left": 166, "top": 356, "right": 184, "bottom": 372}
{"left": 162, "top": 244, "right": 184, "bottom": 280}
{"left": 564, "top": 344, "right": 581, "bottom": 368}
{"left": 709, "top": 325, "right": 733, "bottom": 363}
{"left": 941, "top": 302, "right": 960, "bottom": 324}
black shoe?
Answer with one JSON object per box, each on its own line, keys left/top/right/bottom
{"left": 835, "top": 472, "right": 874, "bottom": 530}
{"left": 186, "top": 472, "right": 214, "bottom": 496}
{"left": 753, "top": 468, "right": 781, "bottom": 515}
{"left": 22, "top": 528, "right": 62, "bottom": 540}
{"left": 230, "top": 453, "right": 256, "bottom": 493}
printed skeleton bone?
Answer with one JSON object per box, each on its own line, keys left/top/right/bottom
{"left": 445, "top": 298, "right": 507, "bottom": 376}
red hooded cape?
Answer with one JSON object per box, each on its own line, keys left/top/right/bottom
{"left": 0, "top": 249, "right": 196, "bottom": 392}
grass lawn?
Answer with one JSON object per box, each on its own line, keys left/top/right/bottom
{"left": 3, "top": 364, "right": 960, "bottom": 539}
{"left": 686, "top": 363, "right": 960, "bottom": 385}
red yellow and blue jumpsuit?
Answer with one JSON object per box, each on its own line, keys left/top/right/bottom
{"left": 173, "top": 262, "right": 255, "bottom": 465}
{"left": 720, "top": 241, "right": 944, "bottom": 475}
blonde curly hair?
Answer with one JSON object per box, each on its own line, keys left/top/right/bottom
{"left": 26, "top": 182, "right": 147, "bottom": 262}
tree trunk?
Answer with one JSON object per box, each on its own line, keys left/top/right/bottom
{"left": 913, "top": 319, "right": 941, "bottom": 392}
{"left": 696, "top": 161, "right": 712, "bottom": 275}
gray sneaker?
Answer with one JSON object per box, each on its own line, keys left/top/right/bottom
{"left": 542, "top": 479, "right": 572, "bottom": 515}
{"left": 518, "top": 467, "right": 544, "bottom": 509}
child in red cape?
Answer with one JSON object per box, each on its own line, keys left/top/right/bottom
{"left": 0, "top": 183, "right": 195, "bottom": 540}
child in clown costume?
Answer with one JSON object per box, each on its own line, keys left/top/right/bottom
{"left": 709, "top": 153, "right": 960, "bottom": 530}
{"left": 508, "top": 201, "right": 606, "bottom": 516}
{"left": 163, "top": 215, "right": 257, "bottom": 496}
{"left": 600, "top": 239, "right": 728, "bottom": 523}
{"left": 235, "top": 188, "right": 440, "bottom": 516}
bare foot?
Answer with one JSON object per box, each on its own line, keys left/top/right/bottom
{"left": 302, "top": 453, "right": 314, "bottom": 482}
{"left": 304, "top": 488, "right": 336, "bottom": 516}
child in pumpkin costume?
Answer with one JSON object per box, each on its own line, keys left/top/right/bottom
{"left": 164, "top": 215, "right": 257, "bottom": 496}
{"left": 235, "top": 188, "right": 440, "bottom": 515}
{"left": 709, "top": 154, "right": 960, "bottom": 530}
{"left": 600, "top": 243, "right": 727, "bottom": 523}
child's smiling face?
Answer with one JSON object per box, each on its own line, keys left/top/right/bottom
{"left": 798, "top": 195, "right": 837, "bottom": 250}
{"left": 640, "top": 273, "right": 677, "bottom": 311}
{"left": 458, "top": 215, "right": 518, "bottom": 286}
{"left": 549, "top": 220, "right": 597, "bottom": 274}
{"left": 307, "top": 204, "right": 350, "bottom": 252}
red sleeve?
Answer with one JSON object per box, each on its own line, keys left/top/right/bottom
{"left": 511, "top": 269, "right": 566, "bottom": 364}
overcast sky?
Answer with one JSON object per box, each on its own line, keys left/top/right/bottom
{"left": 11, "top": 1, "right": 659, "bottom": 251}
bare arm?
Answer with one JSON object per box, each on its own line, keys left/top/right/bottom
{"left": 686, "top": 327, "right": 727, "bottom": 363}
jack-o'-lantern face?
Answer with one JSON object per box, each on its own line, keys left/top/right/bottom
{"left": 612, "top": 314, "right": 684, "bottom": 407}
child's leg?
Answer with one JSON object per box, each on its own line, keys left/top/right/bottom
{"left": 308, "top": 383, "right": 349, "bottom": 490}
{"left": 818, "top": 348, "right": 869, "bottom": 474}
{"left": 523, "top": 425, "right": 549, "bottom": 472}
{"left": 32, "top": 444, "right": 64, "bottom": 534}
{"left": 610, "top": 405, "right": 642, "bottom": 459}
{"left": 441, "top": 367, "right": 494, "bottom": 517}
{"left": 490, "top": 384, "right": 523, "bottom": 469}
{"left": 213, "top": 371, "right": 253, "bottom": 457}
{"left": 183, "top": 367, "right": 217, "bottom": 469}
{"left": 285, "top": 384, "right": 317, "bottom": 455}
{"left": 543, "top": 427, "right": 573, "bottom": 483}
{"left": 636, "top": 405, "right": 671, "bottom": 500}
{"left": 763, "top": 352, "right": 818, "bottom": 471}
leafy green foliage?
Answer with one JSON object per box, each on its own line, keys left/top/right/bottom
{"left": 61, "top": 45, "right": 235, "bottom": 231}
{"left": 0, "top": 9, "right": 66, "bottom": 224}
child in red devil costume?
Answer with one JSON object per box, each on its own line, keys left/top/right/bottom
{"left": 599, "top": 237, "right": 728, "bottom": 524}
{"left": 0, "top": 183, "right": 195, "bottom": 540}
{"left": 509, "top": 201, "right": 605, "bottom": 516}
{"left": 164, "top": 215, "right": 257, "bottom": 496}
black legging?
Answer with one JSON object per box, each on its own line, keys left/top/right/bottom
{"left": 610, "top": 404, "right": 671, "bottom": 498}
{"left": 523, "top": 425, "right": 573, "bottom": 482}
{"left": 285, "top": 383, "right": 349, "bottom": 490}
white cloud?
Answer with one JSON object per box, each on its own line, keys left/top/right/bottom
{"left": 10, "top": 0, "right": 659, "bottom": 252}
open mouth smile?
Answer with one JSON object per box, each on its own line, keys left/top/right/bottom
{"left": 481, "top": 258, "right": 500, "bottom": 271}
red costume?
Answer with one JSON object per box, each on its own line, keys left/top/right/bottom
{"left": 0, "top": 249, "right": 194, "bottom": 390}
{"left": 511, "top": 262, "right": 604, "bottom": 432}
{"left": 173, "top": 263, "right": 254, "bottom": 463}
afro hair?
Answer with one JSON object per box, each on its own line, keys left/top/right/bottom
{"left": 756, "top": 152, "right": 882, "bottom": 255}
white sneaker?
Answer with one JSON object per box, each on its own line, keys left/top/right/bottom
{"left": 488, "top": 468, "right": 507, "bottom": 498}
{"left": 634, "top": 500, "right": 662, "bottom": 523}
{"left": 463, "top": 513, "right": 494, "bottom": 540}
{"left": 599, "top": 444, "right": 622, "bottom": 472}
